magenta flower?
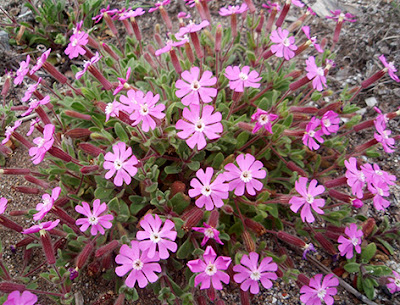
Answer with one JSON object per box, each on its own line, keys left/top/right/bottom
{"left": 344, "top": 157, "right": 366, "bottom": 199}
{"left": 65, "top": 31, "right": 88, "bottom": 59}
{"left": 2, "top": 120, "right": 21, "bottom": 145}
{"left": 75, "top": 199, "right": 114, "bottom": 235}
{"left": 187, "top": 246, "right": 231, "bottom": 290}
{"left": 374, "top": 117, "right": 395, "bottom": 153}
{"left": 0, "top": 197, "right": 7, "bottom": 214}
{"left": 176, "top": 20, "right": 210, "bottom": 38}
{"left": 178, "top": 11, "right": 191, "bottom": 19}
{"left": 291, "top": 0, "right": 305, "bottom": 7}
{"left": 219, "top": 3, "right": 248, "bottom": 16}
{"left": 188, "top": 167, "right": 229, "bottom": 210}
{"left": 92, "top": 5, "right": 119, "bottom": 22}
{"left": 361, "top": 163, "right": 396, "bottom": 188}
{"left": 119, "top": 7, "right": 146, "bottom": 19}
{"left": 338, "top": 223, "right": 363, "bottom": 259}
{"left": 103, "top": 142, "right": 138, "bottom": 187}
{"left": 302, "top": 243, "right": 317, "bottom": 260}
{"left": 302, "top": 117, "right": 324, "bottom": 150}
{"left": 379, "top": 55, "right": 399, "bottom": 82}
{"left": 369, "top": 182, "right": 391, "bottom": 210}
{"left": 270, "top": 28, "right": 297, "bottom": 60}
{"left": 321, "top": 111, "right": 340, "bottom": 135}
{"left": 129, "top": 90, "right": 165, "bottom": 132}
{"left": 387, "top": 271, "right": 400, "bottom": 294}
{"left": 305, "top": 56, "right": 327, "bottom": 91}
{"left": 193, "top": 223, "right": 224, "bottom": 247}
{"left": 115, "top": 240, "right": 161, "bottom": 288}
{"left": 233, "top": 253, "right": 278, "bottom": 294}
{"left": 75, "top": 52, "right": 102, "bottom": 80}
{"left": 302, "top": 26, "right": 323, "bottom": 53}
{"left": 29, "top": 124, "right": 54, "bottom": 165}
{"left": 119, "top": 89, "right": 139, "bottom": 114}
{"left": 223, "top": 153, "right": 266, "bottom": 196}
{"left": 136, "top": 214, "right": 177, "bottom": 259}
{"left": 22, "top": 77, "right": 41, "bottom": 103}
{"left": 4, "top": 290, "right": 38, "bottom": 305}
{"left": 113, "top": 67, "right": 131, "bottom": 95}
{"left": 21, "top": 95, "right": 50, "bottom": 117}
{"left": 300, "top": 273, "right": 339, "bottom": 305}
{"left": 289, "top": 177, "right": 325, "bottom": 223}
{"left": 326, "top": 10, "right": 357, "bottom": 23}
{"left": 251, "top": 109, "right": 278, "bottom": 134}
{"left": 175, "top": 104, "right": 223, "bottom": 150}
{"left": 104, "top": 100, "right": 123, "bottom": 122}
{"left": 262, "top": 1, "right": 281, "bottom": 13}
{"left": 33, "top": 187, "right": 61, "bottom": 221}
{"left": 224, "top": 66, "right": 261, "bottom": 92}
{"left": 175, "top": 67, "right": 217, "bottom": 106}
{"left": 149, "top": 0, "right": 170, "bottom": 13}
{"left": 155, "top": 38, "right": 188, "bottom": 56}
{"left": 14, "top": 55, "right": 30, "bottom": 85}
{"left": 27, "top": 118, "right": 40, "bottom": 136}
{"left": 30, "top": 49, "right": 51, "bottom": 75}
{"left": 23, "top": 219, "right": 60, "bottom": 234}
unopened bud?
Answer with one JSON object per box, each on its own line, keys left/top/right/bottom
{"left": 48, "top": 147, "right": 72, "bottom": 163}
{"left": 88, "top": 66, "right": 112, "bottom": 90}
{"left": 51, "top": 206, "right": 80, "bottom": 234}
{"left": 0, "top": 215, "right": 23, "bottom": 232}
{"left": 182, "top": 207, "right": 204, "bottom": 231}
{"left": 290, "top": 76, "right": 310, "bottom": 91}
{"left": 102, "top": 42, "right": 120, "bottom": 61}
{"left": 242, "top": 230, "right": 256, "bottom": 252}
{"left": 76, "top": 241, "right": 95, "bottom": 269}
{"left": 169, "top": 49, "right": 182, "bottom": 74}
{"left": 144, "top": 53, "right": 157, "bottom": 70}
{"left": 221, "top": 204, "right": 234, "bottom": 215}
{"left": 277, "top": 231, "right": 306, "bottom": 247}
{"left": 0, "top": 282, "right": 26, "bottom": 293}
{"left": 65, "top": 128, "right": 92, "bottom": 139}
{"left": 1, "top": 73, "right": 11, "bottom": 98}
{"left": 244, "top": 218, "right": 266, "bottom": 236}
{"left": 170, "top": 181, "right": 186, "bottom": 198}
{"left": 362, "top": 218, "right": 376, "bottom": 238}
{"left": 215, "top": 24, "right": 222, "bottom": 52}
{"left": 290, "top": 106, "right": 318, "bottom": 114}
{"left": 353, "top": 139, "right": 378, "bottom": 153}
{"left": 237, "top": 121, "right": 254, "bottom": 133}
{"left": 324, "top": 176, "right": 347, "bottom": 188}
{"left": 14, "top": 186, "right": 40, "bottom": 194}
{"left": 16, "top": 236, "right": 35, "bottom": 247}
{"left": 43, "top": 62, "right": 67, "bottom": 84}
{"left": 285, "top": 70, "right": 303, "bottom": 80}
{"left": 184, "top": 42, "right": 195, "bottom": 64}
{"left": 243, "top": 0, "right": 255, "bottom": 13}
{"left": 275, "top": 3, "right": 290, "bottom": 27}
{"left": 159, "top": 6, "right": 172, "bottom": 30}
{"left": 351, "top": 198, "right": 363, "bottom": 208}
{"left": 0, "top": 168, "right": 30, "bottom": 175}
{"left": 79, "top": 142, "right": 105, "bottom": 157}
{"left": 314, "top": 232, "right": 337, "bottom": 255}
{"left": 95, "top": 240, "right": 120, "bottom": 258}
{"left": 216, "top": 301, "right": 226, "bottom": 305}
{"left": 317, "top": 101, "right": 342, "bottom": 116}
{"left": 208, "top": 210, "right": 219, "bottom": 228}
{"left": 24, "top": 175, "right": 49, "bottom": 189}
{"left": 353, "top": 119, "right": 374, "bottom": 132}
{"left": 328, "top": 189, "right": 351, "bottom": 203}
{"left": 64, "top": 110, "right": 92, "bottom": 121}
{"left": 256, "top": 11, "right": 265, "bottom": 33}
{"left": 80, "top": 165, "right": 99, "bottom": 175}
{"left": 40, "top": 231, "right": 56, "bottom": 264}
{"left": 190, "top": 32, "right": 204, "bottom": 59}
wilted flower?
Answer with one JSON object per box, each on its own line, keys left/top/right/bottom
{"left": 75, "top": 52, "right": 102, "bottom": 80}
{"left": 75, "top": 199, "right": 114, "bottom": 235}
{"left": 30, "top": 49, "right": 51, "bottom": 75}
{"left": 225, "top": 66, "right": 261, "bottom": 92}
{"left": 300, "top": 273, "right": 339, "bottom": 305}
{"left": 2, "top": 120, "right": 22, "bottom": 145}
{"left": 26, "top": 118, "right": 40, "bottom": 136}
{"left": 113, "top": 67, "right": 131, "bottom": 95}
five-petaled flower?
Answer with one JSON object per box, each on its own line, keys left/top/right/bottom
{"left": 14, "top": 55, "right": 30, "bottom": 85}
{"left": 33, "top": 187, "right": 61, "bottom": 221}
{"left": 387, "top": 271, "right": 400, "bottom": 294}
{"left": 251, "top": 108, "right": 278, "bottom": 134}
{"left": 175, "top": 20, "right": 210, "bottom": 38}
{"left": 192, "top": 223, "right": 224, "bottom": 247}
{"left": 21, "top": 95, "right": 50, "bottom": 117}
{"left": 187, "top": 246, "right": 231, "bottom": 290}
{"left": 344, "top": 157, "right": 365, "bottom": 199}
{"left": 4, "top": 290, "right": 38, "bottom": 305}
{"left": 233, "top": 252, "right": 278, "bottom": 294}
{"left": 270, "top": 28, "right": 297, "bottom": 60}
{"left": 374, "top": 115, "right": 395, "bottom": 153}
{"left": 30, "top": 49, "right": 51, "bottom": 75}
{"left": 379, "top": 54, "right": 399, "bottom": 82}
{"left": 136, "top": 214, "right": 177, "bottom": 259}
{"left": 289, "top": 177, "right": 325, "bottom": 223}
{"left": 219, "top": 3, "right": 248, "bottom": 16}
{"left": 21, "top": 77, "right": 42, "bottom": 103}
{"left": 75, "top": 199, "right": 114, "bottom": 235}
{"left": 337, "top": 223, "right": 363, "bottom": 259}
{"left": 321, "top": 111, "right": 340, "bottom": 135}
{"left": 29, "top": 124, "right": 54, "bottom": 165}
{"left": 2, "top": 120, "right": 21, "bottom": 145}
{"left": 225, "top": 66, "right": 262, "bottom": 92}
{"left": 65, "top": 31, "right": 88, "bottom": 59}
{"left": 326, "top": 10, "right": 356, "bottom": 23}
{"left": 23, "top": 219, "right": 60, "bottom": 234}
{"left": 303, "top": 117, "right": 324, "bottom": 150}
{"left": 300, "top": 273, "right": 339, "bottom": 305}
{"left": 306, "top": 56, "right": 327, "bottom": 91}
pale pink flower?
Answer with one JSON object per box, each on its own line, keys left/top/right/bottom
{"left": 175, "top": 67, "right": 217, "bottom": 106}
{"left": 178, "top": 11, "right": 191, "bottom": 19}
{"left": 175, "top": 20, "right": 210, "bottom": 38}
{"left": 33, "top": 187, "right": 61, "bottom": 221}
{"left": 291, "top": 0, "right": 305, "bottom": 7}
{"left": 306, "top": 56, "right": 326, "bottom": 91}
{"left": 2, "top": 120, "right": 21, "bottom": 145}
{"left": 119, "top": 89, "right": 138, "bottom": 114}
{"left": 233, "top": 252, "right": 278, "bottom": 294}
{"left": 29, "top": 124, "right": 54, "bottom": 165}
{"left": 129, "top": 90, "right": 165, "bottom": 132}
{"left": 14, "top": 55, "right": 30, "bottom": 85}
{"left": 369, "top": 182, "right": 391, "bottom": 210}
{"left": 22, "top": 219, "right": 60, "bottom": 234}
{"left": 75, "top": 199, "right": 114, "bottom": 235}
{"left": 345, "top": 157, "right": 365, "bottom": 199}
{"left": 270, "top": 28, "right": 297, "bottom": 60}
{"left": 65, "top": 31, "right": 88, "bottom": 59}
{"left": 387, "top": 271, "right": 400, "bottom": 294}
{"left": 92, "top": 5, "right": 119, "bottom": 22}
{"left": 300, "top": 274, "right": 339, "bottom": 305}
{"left": 113, "top": 67, "right": 131, "bottom": 95}
{"left": 21, "top": 95, "right": 50, "bottom": 117}
{"left": 374, "top": 117, "right": 395, "bottom": 153}
{"left": 289, "top": 177, "right": 325, "bottom": 223}
{"left": 22, "top": 77, "right": 42, "bottom": 103}
{"left": 115, "top": 240, "right": 161, "bottom": 288}
{"left": 219, "top": 3, "right": 248, "bottom": 16}
{"left": 104, "top": 100, "right": 123, "bottom": 122}
{"left": 338, "top": 223, "right": 363, "bottom": 259}
{"left": 188, "top": 167, "right": 229, "bottom": 210}
{"left": 192, "top": 223, "right": 224, "bottom": 247}
{"left": 155, "top": 38, "right": 188, "bottom": 56}
{"left": 302, "top": 27, "right": 323, "bottom": 53}
{"left": 184, "top": 0, "right": 197, "bottom": 7}
{"left": 149, "top": 0, "right": 171, "bottom": 13}
{"left": 225, "top": 66, "right": 261, "bottom": 92}
{"left": 136, "top": 214, "right": 177, "bottom": 259}
{"left": 4, "top": 290, "right": 38, "bottom": 305}
{"left": 27, "top": 118, "right": 40, "bottom": 136}
{"left": 30, "top": 49, "right": 51, "bottom": 75}
{"left": 187, "top": 246, "right": 231, "bottom": 290}
{"left": 302, "top": 117, "right": 324, "bottom": 150}
{"left": 379, "top": 55, "right": 399, "bottom": 82}
{"left": 321, "top": 111, "right": 340, "bottom": 135}
{"left": 223, "top": 153, "right": 266, "bottom": 196}
{"left": 361, "top": 163, "right": 396, "bottom": 189}
{"left": 0, "top": 197, "right": 7, "bottom": 214}
{"left": 119, "top": 7, "right": 146, "bottom": 20}
{"left": 75, "top": 52, "right": 102, "bottom": 80}
{"left": 251, "top": 109, "right": 278, "bottom": 134}
{"left": 103, "top": 142, "right": 138, "bottom": 187}
{"left": 175, "top": 104, "right": 223, "bottom": 150}
{"left": 326, "top": 10, "right": 356, "bottom": 22}
{"left": 262, "top": 1, "right": 281, "bottom": 12}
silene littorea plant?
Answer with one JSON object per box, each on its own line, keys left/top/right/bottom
{"left": 0, "top": 0, "right": 400, "bottom": 304}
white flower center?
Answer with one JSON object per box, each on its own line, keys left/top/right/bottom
{"left": 388, "top": 62, "right": 395, "bottom": 71}
{"left": 306, "top": 194, "right": 314, "bottom": 204}
{"left": 72, "top": 38, "right": 78, "bottom": 46}
{"left": 114, "top": 159, "right": 123, "bottom": 170}
{"left": 308, "top": 130, "right": 315, "bottom": 137}
{"left": 351, "top": 237, "right": 359, "bottom": 246}
{"left": 37, "top": 138, "right": 46, "bottom": 148}
{"left": 191, "top": 80, "right": 201, "bottom": 91}
{"left": 359, "top": 172, "right": 365, "bottom": 181}
{"left": 317, "top": 288, "right": 327, "bottom": 300}
{"left": 375, "top": 170, "right": 383, "bottom": 176}
{"left": 132, "top": 258, "right": 144, "bottom": 270}
{"left": 150, "top": 232, "right": 161, "bottom": 243}
{"left": 204, "top": 227, "right": 215, "bottom": 238}
{"left": 42, "top": 198, "right": 51, "bottom": 208}
{"left": 395, "top": 278, "right": 400, "bottom": 287}
{"left": 88, "top": 216, "right": 98, "bottom": 225}
{"left": 377, "top": 188, "right": 384, "bottom": 196}
{"left": 194, "top": 119, "right": 205, "bottom": 132}
{"left": 240, "top": 170, "right": 252, "bottom": 183}
{"left": 5, "top": 126, "right": 12, "bottom": 136}
{"left": 258, "top": 114, "right": 269, "bottom": 125}
{"left": 201, "top": 185, "right": 212, "bottom": 197}
{"left": 239, "top": 72, "right": 248, "bottom": 81}
{"left": 105, "top": 103, "right": 115, "bottom": 115}
{"left": 250, "top": 270, "right": 261, "bottom": 281}
{"left": 383, "top": 131, "right": 389, "bottom": 139}
{"left": 283, "top": 38, "right": 291, "bottom": 47}
{"left": 323, "top": 118, "right": 331, "bottom": 127}
{"left": 317, "top": 67, "right": 325, "bottom": 76}
{"left": 140, "top": 104, "right": 149, "bottom": 116}
{"left": 205, "top": 263, "right": 217, "bottom": 276}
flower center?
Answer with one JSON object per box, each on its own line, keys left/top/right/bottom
{"left": 317, "top": 288, "right": 327, "bottom": 300}
{"left": 308, "top": 130, "right": 315, "bottom": 137}
{"left": 37, "top": 138, "right": 46, "bottom": 148}
{"left": 42, "top": 198, "right": 51, "bottom": 208}
{"left": 306, "top": 194, "right": 314, "bottom": 204}
{"left": 250, "top": 270, "right": 261, "bottom": 281}
{"left": 359, "top": 172, "right": 365, "bottom": 181}
{"left": 88, "top": 216, "right": 98, "bottom": 225}
{"left": 191, "top": 80, "right": 201, "bottom": 91}
{"left": 377, "top": 188, "right": 384, "bottom": 196}
{"left": 140, "top": 104, "right": 149, "bottom": 116}
{"left": 204, "top": 227, "right": 215, "bottom": 238}
{"left": 240, "top": 170, "right": 252, "bottom": 183}
{"left": 150, "top": 232, "right": 161, "bottom": 243}
{"left": 5, "top": 126, "right": 12, "bottom": 136}
{"left": 283, "top": 38, "right": 291, "bottom": 47}
{"left": 72, "top": 38, "right": 78, "bottom": 47}
{"left": 114, "top": 159, "right": 123, "bottom": 170}
{"left": 351, "top": 237, "right": 359, "bottom": 246}
{"left": 239, "top": 72, "right": 248, "bottom": 81}
{"left": 205, "top": 263, "right": 217, "bottom": 276}
{"left": 395, "top": 278, "right": 400, "bottom": 287}
{"left": 195, "top": 119, "right": 205, "bottom": 132}
{"left": 259, "top": 114, "right": 269, "bottom": 125}
{"left": 105, "top": 103, "right": 115, "bottom": 115}
{"left": 323, "top": 118, "right": 331, "bottom": 127}
{"left": 201, "top": 185, "right": 212, "bottom": 197}
{"left": 388, "top": 62, "right": 395, "bottom": 71}
{"left": 132, "top": 258, "right": 144, "bottom": 270}
{"left": 375, "top": 170, "right": 383, "bottom": 176}
{"left": 317, "top": 67, "right": 325, "bottom": 76}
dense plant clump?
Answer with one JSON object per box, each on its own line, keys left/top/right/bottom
{"left": 0, "top": 0, "right": 400, "bottom": 304}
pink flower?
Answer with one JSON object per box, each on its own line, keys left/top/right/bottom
{"left": 175, "top": 67, "right": 217, "bottom": 106}
{"left": 361, "top": 163, "right": 396, "bottom": 190}
{"left": 270, "top": 28, "right": 297, "bottom": 60}
{"left": 23, "top": 219, "right": 60, "bottom": 234}
{"left": 33, "top": 187, "right": 61, "bottom": 221}
{"left": 92, "top": 5, "right": 119, "bottom": 22}
{"left": 178, "top": 11, "right": 191, "bottom": 19}
{"left": 219, "top": 3, "right": 248, "bottom": 16}
{"left": 2, "top": 120, "right": 21, "bottom": 145}
{"left": 129, "top": 90, "right": 165, "bottom": 132}
{"left": 193, "top": 223, "right": 224, "bottom": 247}
{"left": 374, "top": 117, "right": 395, "bottom": 153}
{"left": 65, "top": 31, "right": 88, "bottom": 59}
{"left": 262, "top": 1, "right": 281, "bottom": 13}
{"left": 75, "top": 52, "right": 102, "bottom": 80}
{"left": 104, "top": 100, "right": 123, "bottom": 122}
{"left": 119, "top": 89, "right": 139, "bottom": 114}
{"left": 0, "top": 197, "right": 7, "bottom": 214}
{"left": 225, "top": 66, "right": 261, "bottom": 92}
{"left": 233, "top": 253, "right": 278, "bottom": 294}
{"left": 251, "top": 109, "right": 278, "bottom": 134}
{"left": 176, "top": 20, "right": 210, "bottom": 38}
{"left": 302, "top": 117, "right": 324, "bottom": 150}
{"left": 302, "top": 243, "right": 317, "bottom": 259}
{"left": 103, "top": 142, "right": 138, "bottom": 187}
{"left": 291, "top": 0, "right": 305, "bottom": 7}
{"left": 300, "top": 273, "right": 339, "bottom": 305}
{"left": 26, "top": 118, "right": 40, "bottom": 136}
{"left": 29, "top": 124, "right": 54, "bottom": 165}
{"left": 119, "top": 7, "right": 146, "bottom": 20}
{"left": 21, "top": 77, "right": 42, "bottom": 103}
{"left": 338, "top": 223, "right": 363, "bottom": 259}
{"left": 113, "top": 67, "right": 131, "bottom": 95}
{"left": 223, "top": 153, "right": 266, "bottom": 196}
{"left": 387, "top": 271, "right": 400, "bottom": 294}
{"left": 14, "top": 55, "right": 30, "bottom": 85}
{"left": 326, "top": 10, "right": 356, "bottom": 23}
{"left": 345, "top": 158, "right": 366, "bottom": 199}
{"left": 289, "top": 177, "right": 325, "bottom": 223}
{"left": 115, "top": 240, "right": 162, "bottom": 288}
{"left": 75, "top": 199, "right": 114, "bottom": 235}
{"left": 379, "top": 55, "right": 399, "bottom": 82}
{"left": 136, "top": 214, "right": 177, "bottom": 259}
{"left": 305, "top": 56, "right": 326, "bottom": 91}
{"left": 30, "top": 49, "right": 51, "bottom": 75}
{"left": 155, "top": 38, "right": 188, "bottom": 56}
{"left": 321, "top": 111, "right": 340, "bottom": 135}
{"left": 149, "top": 0, "right": 170, "bottom": 13}
{"left": 187, "top": 246, "right": 231, "bottom": 290}
{"left": 302, "top": 27, "right": 323, "bottom": 53}
{"left": 369, "top": 182, "right": 390, "bottom": 210}
{"left": 21, "top": 95, "right": 50, "bottom": 117}
{"left": 188, "top": 167, "right": 229, "bottom": 210}
{"left": 4, "top": 290, "right": 38, "bottom": 305}
{"left": 175, "top": 104, "right": 223, "bottom": 150}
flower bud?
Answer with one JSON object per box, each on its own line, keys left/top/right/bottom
{"left": 144, "top": 53, "right": 157, "bottom": 70}
{"left": 80, "top": 165, "right": 99, "bottom": 175}
{"left": 88, "top": 66, "right": 112, "bottom": 90}
{"left": 16, "top": 236, "right": 35, "bottom": 247}
{"left": 114, "top": 294, "right": 125, "bottom": 305}
{"left": 242, "top": 230, "right": 256, "bottom": 252}
{"left": 24, "top": 175, "right": 49, "bottom": 189}
{"left": 285, "top": 70, "right": 303, "bottom": 80}
{"left": 102, "top": 42, "right": 120, "bottom": 61}
{"left": 353, "top": 119, "right": 374, "bottom": 132}
{"left": 325, "top": 231, "right": 342, "bottom": 241}
{"left": 237, "top": 121, "right": 254, "bottom": 133}
{"left": 287, "top": 161, "right": 307, "bottom": 177}
{"left": 65, "top": 128, "right": 92, "bottom": 139}
{"left": 256, "top": 11, "right": 265, "bottom": 33}
{"left": 182, "top": 207, "right": 204, "bottom": 231}
{"left": 169, "top": 49, "right": 182, "bottom": 74}
{"left": 289, "top": 76, "right": 310, "bottom": 91}
{"left": 184, "top": 42, "right": 195, "bottom": 64}
{"left": 0, "top": 215, "right": 23, "bottom": 232}
{"left": 290, "top": 106, "right": 318, "bottom": 114}
{"left": 1, "top": 73, "right": 11, "bottom": 98}
{"left": 208, "top": 210, "right": 219, "bottom": 228}
{"left": 328, "top": 189, "right": 351, "bottom": 202}
{"left": 314, "top": 232, "right": 337, "bottom": 255}
{"left": 76, "top": 241, "right": 95, "bottom": 269}
{"left": 159, "top": 6, "right": 172, "bottom": 30}
{"left": 35, "top": 106, "right": 52, "bottom": 125}
{"left": 283, "top": 129, "right": 305, "bottom": 137}
{"left": 64, "top": 110, "right": 92, "bottom": 121}
{"left": 190, "top": 32, "right": 204, "bottom": 59}
{"left": 11, "top": 131, "right": 33, "bottom": 149}
{"left": 361, "top": 70, "right": 386, "bottom": 88}
{"left": 275, "top": 3, "right": 290, "bottom": 27}
{"left": 79, "top": 142, "right": 105, "bottom": 157}
{"left": 297, "top": 274, "right": 310, "bottom": 286}
{"left": 43, "top": 62, "right": 67, "bottom": 84}
{"left": 221, "top": 204, "right": 234, "bottom": 215}
{"left": 48, "top": 147, "right": 72, "bottom": 163}
{"left": 362, "top": 218, "right": 376, "bottom": 238}
{"left": 216, "top": 301, "right": 226, "bottom": 305}
{"left": 317, "top": 101, "right": 343, "bottom": 116}
{"left": 240, "top": 290, "right": 250, "bottom": 305}
{"left": 0, "top": 282, "right": 26, "bottom": 293}
{"left": 40, "top": 230, "right": 56, "bottom": 264}
{"left": 277, "top": 231, "right": 306, "bottom": 247}
{"left": 215, "top": 24, "right": 222, "bottom": 52}
{"left": 131, "top": 20, "right": 142, "bottom": 41}
{"left": 244, "top": 0, "right": 255, "bottom": 13}
{"left": 324, "top": 176, "right": 347, "bottom": 188}
{"left": 154, "top": 33, "right": 163, "bottom": 48}
{"left": 244, "top": 218, "right": 266, "bottom": 236}
{"left": 95, "top": 240, "right": 120, "bottom": 258}
{"left": 351, "top": 198, "right": 363, "bottom": 208}
{"left": 0, "top": 145, "right": 12, "bottom": 156}
{"left": 170, "top": 181, "right": 186, "bottom": 198}
{"left": 0, "top": 168, "right": 30, "bottom": 175}
{"left": 353, "top": 139, "right": 378, "bottom": 153}
{"left": 14, "top": 186, "right": 40, "bottom": 194}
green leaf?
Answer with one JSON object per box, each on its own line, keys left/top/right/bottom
{"left": 236, "top": 132, "right": 250, "bottom": 149}
{"left": 187, "top": 161, "right": 200, "bottom": 171}
{"left": 364, "top": 265, "right": 392, "bottom": 277}
{"left": 361, "top": 243, "right": 376, "bottom": 263}
{"left": 362, "top": 277, "right": 376, "bottom": 300}
{"left": 376, "top": 237, "right": 394, "bottom": 255}
{"left": 114, "top": 122, "right": 129, "bottom": 142}
{"left": 108, "top": 197, "right": 130, "bottom": 222}
{"left": 164, "top": 164, "right": 182, "bottom": 175}
{"left": 344, "top": 262, "right": 360, "bottom": 273}
{"left": 176, "top": 239, "right": 194, "bottom": 259}
{"left": 211, "top": 152, "right": 225, "bottom": 169}
{"left": 169, "top": 192, "right": 190, "bottom": 214}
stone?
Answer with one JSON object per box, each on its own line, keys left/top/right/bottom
{"left": 0, "top": 31, "right": 10, "bottom": 51}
